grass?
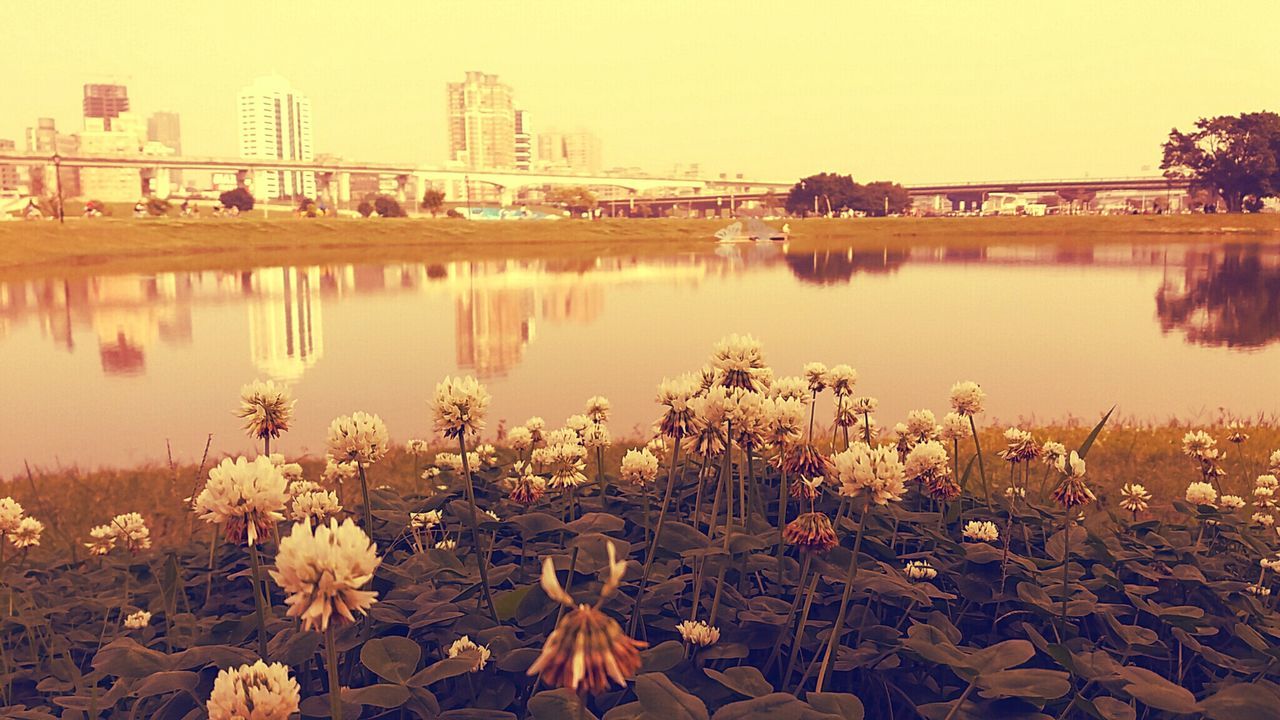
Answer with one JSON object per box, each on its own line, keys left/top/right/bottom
{"left": 1, "top": 213, "right": 1278, "bottom": 282}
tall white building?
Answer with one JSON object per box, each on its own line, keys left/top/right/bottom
{"left": 237, "top": 75, "right": 315, "bottom": 200}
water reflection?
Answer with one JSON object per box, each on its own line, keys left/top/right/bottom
{"left": 1157, "top": 245, "right": 1280, "bottom": 348}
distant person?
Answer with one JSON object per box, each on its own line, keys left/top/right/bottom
{"left": 782, "top": 222, "right": 791, "bottom": 234}
{"left": 133, "top": 200, "right": 147, "bottom": 218}
{"left": 23, "top": 200, "right": 42, "bottom": 220}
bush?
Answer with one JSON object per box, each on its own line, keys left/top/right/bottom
{"left": 357, "top": 200, "right": 374, "bottom": 218}
{"left": 446, "top": 207, "right": 464, "bottom": 218}
{"left": 373, "top": 194, "right": 406, "bottom": 218}
{"left": 296, "top": 197, "right": 319, "bottom": 217}
{"left": 218, "top": 187, "right": 255, "bottom": 212}
{"left": 145, "top": 197, "right": 170, "bottom": 217}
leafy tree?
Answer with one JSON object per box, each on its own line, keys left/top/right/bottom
{"left": 373, "top": 194, "right": 406, "bottom": 218}
{"left": 145, "top": 197, "right": 171, "bottom": 217}
{"left": 357, "top": 201, "right": 375, "bottom": 217}
{"left": 421, "top": 189, "right": 446, "bottom": 217}
{"left": 219, "top": 187, "right": 255, "bottom": 212}
{"left": 297, "top": 197, "right": 319, "bottom": 217}
{"left": 853, "top": 181, "right": 911, "bottom": 216}
{"left": 1161, "top": 112, "right": 1280, "bottom": 212}
{"left": 786, "top": 173, "right": 856, "bottom": 216}
{"left": 545, "top": 186, "right": 598, "bottom": 214}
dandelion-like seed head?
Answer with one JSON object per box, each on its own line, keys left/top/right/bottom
{"left": 269, "top": 518, "right": 380, "bottom": 633}
{"left": 235, "top": 380, "right": 294, "bottom": 442}
{"left": 195, "top": 456, "right": 289, "bottom": 546}
{"left": 949, "top": 381, "right": 985, "bottom": 416}
{"left": 963, "top": 520, "right": 999, "bottom": 543}
{"left": 783, "top": 511, "right": 838, "bottom": 554}
{"left": 326, "top": 412, "right": 389, "bottom": 465}
{"left": 675, "top": 620, "right": 720, "bottom": 647}
{"left": 431, "top": 376, "right": 490, "bottom": 439}
{"left": 448, "top": 636, "right": 492, "bottom": 672}
{"left": 207, "top": 660, "right": 300, "bottom": 720}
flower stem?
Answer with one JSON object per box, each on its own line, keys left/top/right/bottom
{"left": 357, "top": 462, "right": 373, "bottom": 540}
{"left": 776, "top": 463, "right": 789, "bottom": 580}
{"left": 247, "top": 543, "right": 269, "bottom": 659}
{"left": 1060, "top": 514, "right": 1071, "bottom": 636}
{"left": 783, "top": 569, "right": 821, "bottom": 692}
{"left": 630, "top": 436, "right": 683, "bottom": 637}
{"left": 765, "top": 552, "right": 810, "bottom": 674}
{"left": 815, "top": 497, "right": 871, "bottom": 692}
{"left": 596, "top": 446, "right": 608, "bottom": 509}
{"left": 458, "top": 435, "right": 498, "bottom": 623}
{"left": 325, "top": 624, "right": 343, "bottom": 720}
{"left": 969, "top": 416, "right": 990, "bottom": 509}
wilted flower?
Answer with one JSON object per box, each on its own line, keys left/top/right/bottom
{"left": 938, "top": 412, "right": 969, "bottom": 442}
{"left": 9, "top": 516, "right": 42, "bottom": 549}
{"left": 290, "top": 490, "right": 342, "bottom": 524}
{"left": 781, "top": 443, "right": 833, "bottom": 484}
{"left": 783, "top": 512, "right": 838, "bottom": 554}
{"left": 1186, "top": 481, "right": 1218, "bottom": 507}
{"left": 1052, "top": 452, "right": 1095, "bottom": 508}
{"left": 195, "top": 456, "right": 289, "bottom": 546}
{"left": 269, "top": 518, "right": 380, "bottom": 632}
{"left": 448, "top": 636, "right": 492, "bottom": 671}
{"left": 619, "top": 448, "right": 660, "bottom": 487}
{"left": 789, "top": 475, "right": 826, "bottom": 501}
{"left": 949, "top": 381, "right": 985, "bottom": 416}
{"left": 803, "top": 362, "right": 828, "bottom": 393}
{"left": 235, "top": 380, "right": 294, "bottom": 442}
{"left": 999, "top": 427, "right": 1040, "bottom": 464}
{"left": 710, "top": 334, "right": 769, "bottom": 392}
{"left": 124, "top": 610, "right": 151, "bottom": 629}
{"left": 528, "top": 544, "right": 646, "bottom": 695}
{"left": 1226, "top": 422, "right": 1249, "bottom": 444}
{"left": 963, "top": 520, "right": 999, "bottom": 543}
{"left": 1119, "top": 484, "right": 1151, "bottom": 514}
{"left": 833, "top": 443, "right": 906, "bottom": 505}
{"left": 509, "top": 426, "right": 533, "bottom": 452}
{"left": 904, "top": 560, "right": 937, "bottom": 581}
{"left": 585, "top": 396, "right": 611, "bottom": 423}
{"left": 827, "top": 364, "right": 857, "bottom": 397}
{"left": 675, "top": 620, "right": 720, "bottom": 647}
{"left": 430, "top": 376, "right": 490, "bottom": 439}
{"left": 326, "top": 412, "right": 389, "bottom": 465}
{"left": 507, "top": 463, "right": 548, "bottom": 505}
{"left": 207, "top": 660, "right": 300, "bottom": 720}
{"left": 1221, "top": 495, "right": 1246, "bottom": 510}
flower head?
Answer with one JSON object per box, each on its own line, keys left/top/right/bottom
{"left": 1041, "top": 441, "right": 1067, "bottom": 466}
{"left": 1052, "top": 452, "right": 1095, "bottom": 508}
{"left": 1221, "top": 494, "right": 1246, "bottom": 510}
{"left": 827, "top": 364, "right": 857, "bottom": 397}
{"left": 508, "top": 426, "right": 533, "bottom": 451}
{"left": 290, "top": 490, "right": 343, "bottom": 524}
{"left": 269, "top": 518, "right": 380, "bottom": 632}
{"left": 107, "top": 512, "right": 152, "bottom": 553}
{"left": 963, "top": 520, "right": 999, "bottom": 543}
{"left": 1186, "top": 481, "right": 1218, "bottom": 507}
{"left": 710, "top": 334, "right": 769, "bottom": 392}
{"left": 585, "top": 396, "right": 611, "bottom": 424}
{"left": 833, "top": 443, "right": 906, "bottom": 505}
{"left": 1119, "top": 484, "right": 1151, "bottom": 514}
{"left": 780, "top": 443, "right": 833, "bottom": 484}
{"left": 10, "top": 517, "right": 43, "bottom": 549}
{"left": 410, "top": 510, "right": 443, "bottom": 530}
{"left": 938, "top": 412, "right": 969, "bottom": 442}
{"left": 583, "top": 422, "right": 612, "bottom": 450}
{"left": 949, "top": 381, "right": 985, "bottom": 416}
{"left": 783, "top": 512, "right": 838, "bottom": 554}
{"left": 235, "top": 380, "right": 294, "bottom": 442}
{"left": 1182, "top": 430, "right": 1220, "bottom": 461}
{"left": 207, "top": 661, "right": 300, "bottom": 720}
{"left": 999, "top": 427, "right": 1041, "bottom": 464}
{"left": 803, "top": 362, "right": 828, "bottom": 393}
{"left": 509, "top": 464, "right": 548, "bottom": 505}
{"left": 0, "top": 498, "right": 25, "bottom": 534}
{"left": 195, "top": 456, "right": 289, "bottom": 545}
{"left": 448, "top": 636, "right": 492, "bottom": 672}
{"left": 431, "top": 376, "right": 490, "bottom": 439}
{"left": 675, "top": 620, "right": 720, "bottom": 647}
{"left": 904, "top": 440, "right": 957, "bottom": 500}
{"left": 124, "top": 610, "right": 151, "bottom": 629}
{"left": 904, "top": 409, "right": 938, "bottom": 443}
{"left": 656, "top": 375, "right": 699, "bottom": 439}
{"left": 620, "top": 448, "right": 660, "bottom": 487}
{"left": 904, "top": 560, "right": 938, "bottom": 581}
{"left": 326, "top": 412, "right": 389, "bottom": 465}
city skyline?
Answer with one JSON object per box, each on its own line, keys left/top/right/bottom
{"left": 7, "top": 1, "right": 1280, "bottom": 183}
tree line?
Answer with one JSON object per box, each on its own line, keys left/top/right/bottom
{"left": 1163, "top": 111, "right": 1280, "bottom": 212}
{"left": 785, "top": 173, "right": 911, "bottom": 217}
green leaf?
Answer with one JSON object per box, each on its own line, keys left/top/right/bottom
{"left": 1091, "top": 697, "right": 1136, "bottom": 720}
{"left": 806, "top": 692, "right": 866, "bottom": 720}
{"left": 976, "top": 669, "right": 1070, "bottom": 700}
{"left": 343, "top": 683, "right": 411, "bottom": 708}
{"left": 635, "top": 673, "right": 709, "bottom": 720}
{"left": 91, "top": 638, "right": 169, "bottom": 678}
{"left": 1076, "top": 405, "right": 1114, "bottom": 459}
{"left": 1120, "top": 667, "right": 1197, "bottom": 714}
{"left": 361, "top": 636, "right": 423, "bottom": 684}
{"left": 704, "top": 666, "right": 773, "bottom": 698}
{"left": 494, "top": 585, "right": 534, "bottom": 622}
{"left": 130, "top": 670, "right": 199, "bottom": 699}
{"left": 407, "top": 655, "right": 479, "bottom": 687}
{"left": 529, "top": 688, "right": 598, "bottom": 720}
{"left": 1198, "top": 682, "right": 1280, "bottom": 718}
{"left": 710, "top": 693, "right": 815, "bottom": 720}
{"left": 640, "top": 640, "right": 686, "bottom": 673}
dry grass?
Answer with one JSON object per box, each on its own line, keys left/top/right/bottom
{"left": 1, "top": 214, "right": 1277, "bottom": 282}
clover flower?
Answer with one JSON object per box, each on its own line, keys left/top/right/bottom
{"left": 1253, "top": 513, "right": 1276, "bottom": 527}
{"left": 905, "top": 410, "right": 938, "bottom": 443}
{"left": 1186, "top": 481, "right": 1218, "bottom": 507}
{"left": 508, "top": 463, "right": 548, "bottom": 505}
{"left": 1221, "top": 495, "right": 1246, "bottom": 510}
{"left": 1226, "top": 422, "right": 1249, "bottom": 444}
{"left": 435, "top": 538, "right": 458, "bottom": 550}
{"left": 10, "top": 517, "right": 43, "bottom": 549}
{"left": 999, "top": 427, "right": 1041, "bottom": 464}
{"left": 528, "top": 542, "right": 646, "bottom": 695}
{"left": 710, "top": 334, "right": 769, "bottom": 392}
{"left": 584, "top": 396, "right": 611, "bottom": 424}
{"left": 938, "top": 412, "right": 969, "bottom": 442}
{"left": 904, "top": 440, "right": 958, "bottom": 500}
{"left": 1182, "top": 430, "right": 1220, "bottom": 461}
{"left": 235, "top": 380, "right": 294, "bottom": 442}
{"left": 1270, "top": 450, "right": 1280, "bottom": 474}
{"left": 1247, "top": 584, "right": 1272, "bottom": 597}
{"left": 789, "top": 475, "right": 826, "bottom": 501}
{"left": 803, "top": 362, "right": 829, "bottom": 393}
{"left": 619, "top": 448, "right": 660, "bottom": 487}
{"left": 583, "top": 422, "right": 612, "bottom": 450}
{"left": 322, "top": 455, "right": 359, "bottom": 484}
{"left": 508, "top": 426, "right": 533, "bottom": 452}
{"left": 770, "top": 376, "right": 810, "bottom": 404}
{"left": 675, "top": 620, "right": 720, "bottom": 647}
{"left": 1119, "top": 484, "right": 1151, "bottom": 514}
{"left": 430, "top": 376, "right": 490, "bottom": 439}
{"left": 763, "top": 397, "right": 805, "bottom": 448}
{"left": 827, "top": 364, "right": 857, "bottom": 397}
{"left": 448, "top": 636, "right": 492, "bottom": 671}
{"left": 269, "top": 518, "right": 380, "bottom": 633}
{"left": 542, "top": 441, "right": 589, "bottom": 489}
{"left": 781, "top": 443, "right": 833, "bottom": 484}
{"left": 195, "top": 456, "right": 289, "bottom": 545}
{"left": 525, "top": 417, "right": 547, "bottom": 446}
{"left": 1041, "top": 441, "right": 1067, "bottom": 466}
{"left": 290, "top": 490, "right": 343, "bottom": 524}
{"left": 99, "top": 512, "right": 152, "bottom": 553}
{"left": 653, "top": 375, "right": 698, "bottom": 442}
{"left": 86, "top": 525, "right": 116, "bottom": 556}
{"left": 850, "top": 396, "right": 879, "bottom": 415}
{"left": 565, "top": 414, "right": 591, "bottom": 437}
{"left": 0, "top": 498, "right": 24, "bottom": 534}
{"left": 410, "top": 510, "right": 443, "bottom": 530}
{"left": 1005, "top": 486, "right": 1027, "bottom": 500}
{"left": 783, "top": 512, "right": 838, "bottom": 554}
{"left": 326, "top": 412, "right": 389, "bottom": 465}
{"left": 1261, "top": 556, "right": 1280, "bottom": 572}
{"left": 904, "top": 560, "right": 938, "bottom": 581}
{"left": 207, "top": 660, "right": 300, "bottom": 720}
{"left": 545, "top": 428, "right": 580, "bottom": 447}
{"left": 124, "top": 610, "right": 151, "bottom": 629}
{"left": 833, "top": 443, "right": 906, "bottom": 505}
{"left": 1052, "top": 452, "right": 1095, "bottom": 508}
{"left": 949, "top": 381, "right": 985, "bottom": 416}
{"left": 963, "top": 520, "right": 999, "bottom": 543}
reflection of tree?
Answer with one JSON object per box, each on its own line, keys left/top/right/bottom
{"left": 784, "top": 249, "right": 908, "bottom": 285}
{"left": 1157, "top": 247, "right": 1280, "bottom": 348}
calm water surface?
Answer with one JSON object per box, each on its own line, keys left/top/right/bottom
{"left": 2, "top": 240, "right": 1278, "bottom": 474}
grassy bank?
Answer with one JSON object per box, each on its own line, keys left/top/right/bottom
{"left": 1, "top": 214, "right": 1278, "bottom": 281}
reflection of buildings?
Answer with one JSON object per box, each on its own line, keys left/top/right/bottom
{"left": 1157, "top": 246, "right": 1280, "bottom": 348}
{"left": 248, "top": 267, "right": 324, "bottom": 381}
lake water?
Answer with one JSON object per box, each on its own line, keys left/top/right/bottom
{"left": 2, "top": 240, "right": 1278, "bottom": 475}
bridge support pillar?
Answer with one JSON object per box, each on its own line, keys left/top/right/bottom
{"left": 395, "top": 174, "right": 408, "bottom": 205}
{"left": 153, "top": 168, "right": 171, "bottom": 199}
{"left": 337, "top": 172, "right": 351, "bottom": 204}
{"left": 499, "top": 186, "right": 514, "bottom": 208}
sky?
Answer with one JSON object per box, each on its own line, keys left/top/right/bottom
{"left": 5, "top": 0, "right": 1280, "bottom": 183}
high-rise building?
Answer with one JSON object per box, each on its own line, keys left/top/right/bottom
{"left": 514, "top": 109, "right": 532, "bottom": 171}
{"left": 563, "top": 130, "right": 602, "bottom": 175}
{"left": 147, "top": 111, "right": 182, "bottom": 187}
{"left": 537, "top": 130, "right": 567, "bottom": 169}
{"left": 79, "top": 115, "right": 143, "bottom": 201}
{"left": 446, "top": 71, "right": 515, "bottom": 170}
{"left": 0, "top": 140, "right": 18, "bottom": 192}
{"left": 23, "top": 118, "right": 81, "bottom": 197}
{"left": 237, "top": 75, "right": 315, "bottom": 200}
{"left": 83, "top": 84, "right": 130, "bottom": 130}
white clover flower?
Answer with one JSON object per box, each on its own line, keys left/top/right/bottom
{"left": 938, "top": 412, "right": 969, "bottom": 442}
{"left": 406, "top": 439, "right": 430, "bottom": 454}
{"left": 124, "top": 610, "right": 151, "bottom": 629}
{"left": 545, "top": 428, "right": 581, "bottom": 447}
{"left": 421, "top": 467, "right": 442, "bottom": 481}
{"left": 1270, "top": 450, "right": 1280, "bottom": 474}
{"left": 410, "top": 510, "right": 443, "bottom": 530}
{"left": 435, "top": 538, "right": 458, "bottom": 550}
{"left": 93, "top": 512, "right": 152, "bottom": 554}
{"left": 269, "top": 518, "right": 380, "bottom": 632}
{"left": 585, "top": 396, "right": 611, "bottom": 423}
{"left": 483, "top": 509, "right": 501, "bottom": 523}
{"left": 290, "top": 490, "right": 343, "bottom": 524}
{"left": 583, "top": 422, "right": 612, "bottom": 450}
{"left": 905, "top": 409, "right": 938, "bottom": 441}
{"left": 86, "top": 524, "right": 116, "bottom": 555}
{"left": 565, "top": 414, "right": 591, "bottom": 436}
{"left": 619, "top": 448, "right": 660, "bottom": 487}
{"left": 904, "top": 560, "right": 938, "bottom": 581}
{"left": 1261, "top": 556, "right": 1280, "bottom": 572}
{"left": 1253, "top": 512, "right": 1275, "bottom": 527}
{"left": 448, "top": 636, "right": 492, "bottom": 671}
{"left": 10, "top": 517, "right": 43, "bottom": 549}
{"left": 644, "top": 437, "right": 668, "bottom": 459}
{"left": 322, "top": 455, "right": 359, "bottom": 484}
{"left": 770, "top": 376, "right": 810, "bottom": 404}
{"left": 963, "top": 520, "right": 999, "bottom": 543}
{"left": 434, "top": 453, "right": 463, "bottom": 472}
{"left": 1182, "top": 430, "right": 1220, "bottom": 461}
{"left": 266, "top": 454, "right": 304, "bottom": 483}
{"left": 833, "top": 443, "right": 906, "bottom": 505}
{"left": 827, "top": 364, "right": 857, "bottom": 397}
{"left": 235, "top": 380, "right": 294, "bottom": 442}
{"left": 195, "top": 456, "right": 289, "bottom": 546}
{"left": 656, "top": 374, "right": 699, "bottom": 439}
{"left": 1005, "top": 486, "right": 1027, "bottom": 500}
{"left": 475, "top": 443, "right": 498, "bottom": 466}
{"left": 1055, "top": 451, "right": 1087, "bottom": 478}
{"left": 762, "top": 396, "right": 805, "bottom": 448}
{"left": 803, "top": 362, "right": 829, "bottom": 393}
{"left": 710, "top": 334, "right": 769, "bottom": 392}
{"left": 949, "top": 381, "right": 985, "bottom": 416}
{"left": 904, "top": 440, "right": 951, "bottom": 483}
{"left": 0, "top": 498, "right": 25, "bottom": 534}
{"left": 431, "top": 376, "right": 490, "bottom": 439}
{"left": 999, "top": 427, "right": 1040, "bottom": 464}
{"left": 850, "top": 396, "right": 879, "bottom": 415}
{"left": 1186, "top": 481, "right": 1218, "bottom": 506}
{"left": 1247, "top": 584, "right": 1272, "bottom": 597}
{"left": 207, "top": 660, "right": 300, "bottom": 720}
{"left": 1119, "top": 483, "right": 1152, "bottom": 514}
{"left": 545, "top": 442, "right": 589, "bottom": 489}
{"left": 1041, "top": 441, "right": 1067, "bottom": 466}
{"left": 675, "top": 620, "right": 720, "bottom": 647}
{"left": 326, "top": 412, "right": 389, "bottom": 465}
{"left": 1221, "top": 495, "right": 1246, "bottom": 510}
{"left": 508, "top": 426, "right": 533, "bottom": 451}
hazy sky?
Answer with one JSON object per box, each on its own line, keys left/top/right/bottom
{"left": 6, "top": 1, "right": 1280, "bottom": 182}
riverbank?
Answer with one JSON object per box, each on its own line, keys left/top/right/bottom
{"left": 2, "top": 214, "right": 1277, "bottom": 281}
